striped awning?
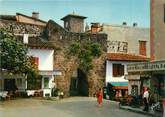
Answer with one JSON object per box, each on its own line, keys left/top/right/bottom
{"left": 109, "top": 82, "right": 128, "bottom": 89}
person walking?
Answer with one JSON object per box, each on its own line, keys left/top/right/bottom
{"left": 143, "top": 87, "right": 149, "bottom": 112}
{"left": 96, "top": 88, "right": 103, "bottom": 107}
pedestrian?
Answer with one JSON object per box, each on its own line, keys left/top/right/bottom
{"left": 96, "top": 88, "right": 103, "bottom": 107}
{"left": 143, "top": 87, "right": 149, "bottom": 112}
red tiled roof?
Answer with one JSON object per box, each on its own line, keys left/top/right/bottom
{"left": 107, "top": 53, "right": 150, "bottom": 62}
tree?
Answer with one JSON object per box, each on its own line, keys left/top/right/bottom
{"left": 0, "top": 29, "right": 38, "bottom": 76}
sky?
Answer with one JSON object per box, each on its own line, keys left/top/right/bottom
{"left": 0, "top": 0, "right": 150, "bottom": 27}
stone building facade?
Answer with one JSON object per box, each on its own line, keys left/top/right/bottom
{"left": 0, "top": 13, "right": 107, "bottom": 97}
{"left": 43, "top": 20, "right": 107, "bottom": 96}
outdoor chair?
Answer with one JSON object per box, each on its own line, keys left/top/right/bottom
{"left": 34, "top": 91, "right": 42, "bottom": 97}
{"left": 15, "top": 91, "right": 21, "bottom": 97}
{"left": 8, "top": 91, "right": 15, "bottom": 99}
{"left": 0, "top": 91, "right": 9, "bottom": 101}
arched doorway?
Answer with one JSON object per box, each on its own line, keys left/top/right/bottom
{"left": 70, "top": 69, "right": 89, "bottom": 96}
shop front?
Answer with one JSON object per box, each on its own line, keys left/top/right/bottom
{"left": 0, "top": 71, "right": 27, "bottom": 99}
{"left": 106, "top": 81, "right": 128, "bottom": 100}
{"left": 26, "top": 70, "right": 62, "bottom": 97}
{"left": 127, "top": 60, "right": 165, "bottom": 113}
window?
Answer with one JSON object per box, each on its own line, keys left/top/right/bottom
{"left": 65, "top": 21, "right": 69, "bottom": 31}
{"left": 44, "top": 77, "right": 49, "bottom": 88}
{"left": 30, "top": 57, "right": 39, "bottom": 69}
{"left": 16, "top": 78, "right": 22, "bottom": 87}
{"left": 131, "top": 85, "right": 138, "bottom": 96}
{"left": 34, "top": 57, "right": 39, "bottom": 68}
{"left": 27, "top": 76, "right": 42, "bottom": 90}
{"left": 139, "top": 41, "right": 146, "bottom": 56}
{"left": 65, "top": 21, "right": 68, "bottom": 28}
{"left": 113, "top": 64, "right": 124, "bottom": 77}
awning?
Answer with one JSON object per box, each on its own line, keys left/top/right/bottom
{"left": 109, "top": 82, "right": 128, "bottom": 90}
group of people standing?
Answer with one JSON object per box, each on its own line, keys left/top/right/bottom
{"left": 95, "top": 87, "right": 150, "bottom": 111}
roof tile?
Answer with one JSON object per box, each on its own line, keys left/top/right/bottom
{"left": 107, "top": 53, "right": 150, "bottom": 61}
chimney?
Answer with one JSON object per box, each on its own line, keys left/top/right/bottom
{"left": 122, "top": 22, "right": 127, "bottom": 26}
{"left": 32, "top": 12, "right": 39, "bottom": 19}
{"left": 133, "top": 23, "right": 138, "bottom": 27}
{"left": 91, "top": 22, "right": 100, "bottom": 33}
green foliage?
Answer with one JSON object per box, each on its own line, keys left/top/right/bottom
{"left": 69, "top": 42, "right": 80, "bottom": 55}
{"left": 79, "top": 49, "right": 93, "bottom": 72}
{"left": 90, "top": 43, "right": 101, "bottom": 57}
{"left": 68, "top": 41, "right": 101, "bottom": 73}
{"left": 0, "top": 29, "right": 38, "bottom": 76}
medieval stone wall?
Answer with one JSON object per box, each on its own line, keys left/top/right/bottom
{"left": 42, "top": 20, "right": 107, "bottom": 51}
{"left": 0, "top": 19, "right": 44, "bottom": 36}
{"left": 43, "top": 20, "right": 107, "bottom": 97}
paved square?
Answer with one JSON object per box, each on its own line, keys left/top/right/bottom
{"left": 0, "top": 97, "right": 150, "bottom": 117}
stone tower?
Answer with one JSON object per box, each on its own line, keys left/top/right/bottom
{"left": 61, "top": 13, "right": 87, "bottom": 33}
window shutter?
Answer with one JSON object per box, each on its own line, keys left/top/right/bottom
{"left": 33, "top": 57, "right": 39, "bottom": 68}
{"left": 113, "top": 64, "right": 124, "bottom": 77}
{"left": 113, "top": 64, "right": 118, "bottom": 77}
{"left": 139, "top": 41, "right": 146, "bottom": 56}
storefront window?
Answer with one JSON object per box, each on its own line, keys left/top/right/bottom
{"left": 131, "top": 85, "right": 138, "bottom": 96}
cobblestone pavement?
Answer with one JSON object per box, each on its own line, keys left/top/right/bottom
{"left": 0, "top": 97, "right": 151, "bottom": 117}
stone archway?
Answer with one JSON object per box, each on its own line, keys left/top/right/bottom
{"left": 70, "top": 69, "right": 89, "bottom": 96}
{"left": 54, "top": 53, "right": 106, "bottom": 97}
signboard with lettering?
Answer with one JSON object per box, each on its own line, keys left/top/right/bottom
{"left": 127, "top": 60, "right": 165, "bottom": 72}
{"left": 39, "top": 70, "right": 62, "bottom": 76}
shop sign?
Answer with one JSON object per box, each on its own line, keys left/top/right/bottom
{"left": 39, "top": 70, "right": 62, "bottom": 76}
{"left": 127, "top": 60, "right": 165, "bottom": 72}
